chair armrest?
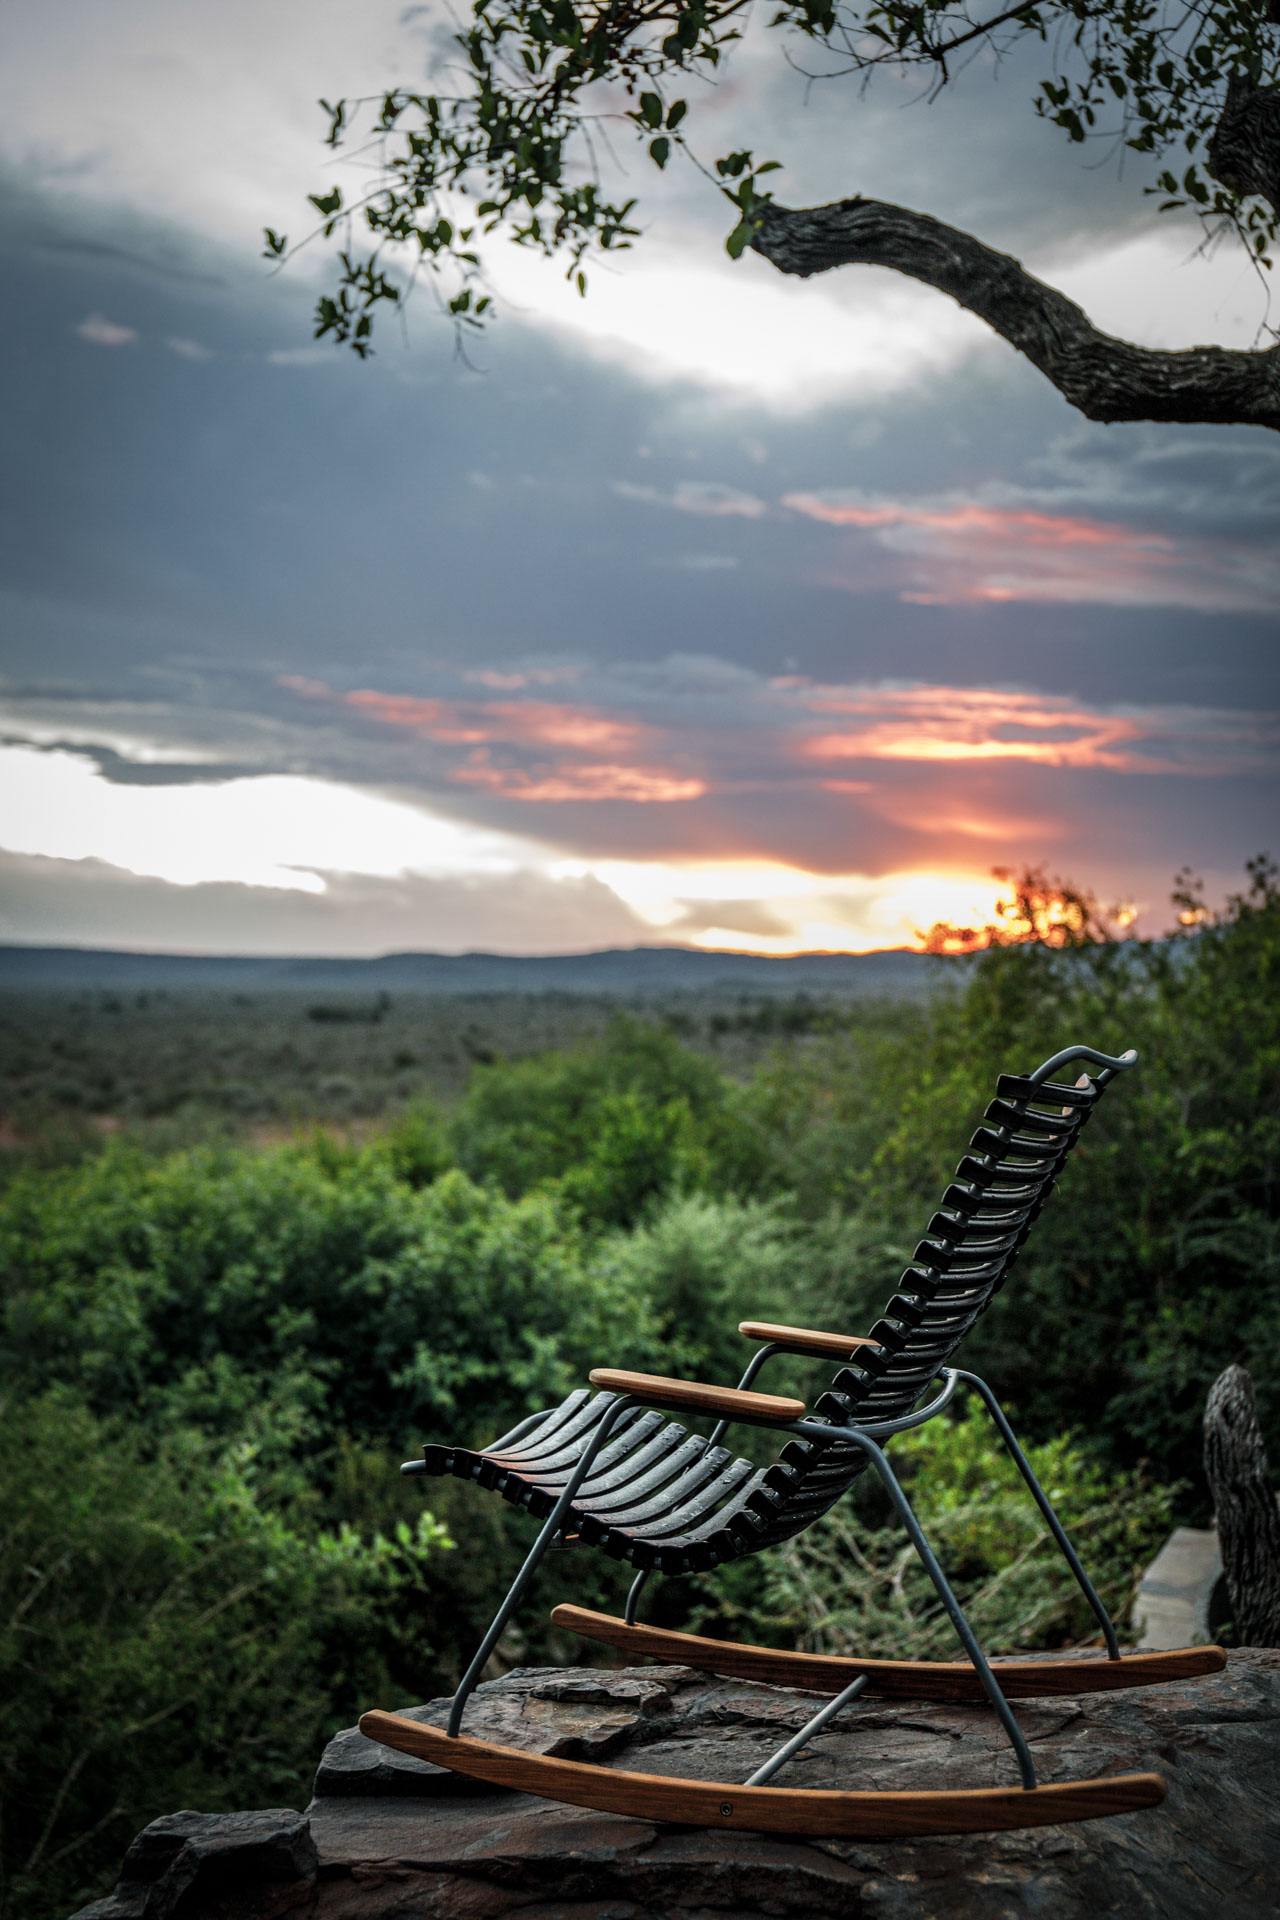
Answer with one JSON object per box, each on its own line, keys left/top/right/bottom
{"left": 739, "top": 1321, "right": 880, "bottom": 1359}
{"left": 588, "top": 1368, "right": 805, "bottom": 1426}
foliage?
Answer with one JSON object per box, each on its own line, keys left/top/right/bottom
{"left": 449, "top": 1013, "right": 766, "bottom": 1224}
{"left": 917, "top": 863, "right": 1137, "bottom": 952}
{"left": 0, "top": 989, "right": 626, "bottom": 1166}
{"left": 0, "top": 986, "right": 904, "bottom": 1179}
{"left": 267, "top": 0, "right": 1280, "bottom": 351}
{"left": 0, "top": 1393, "right": 450, "bottom": 1920}
{"left": 592, "top": 1192, "right": 800, "bottom": 1385}
{"left": 0, "top": 1149, "right": 651, "bottom": 1450}
{"left": 747, "top": 1402, "right": 1177, "bottom": 1659}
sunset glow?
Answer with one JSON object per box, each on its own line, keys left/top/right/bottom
{"left": 0, "top": 742, "right": 1024, "bottom": 955}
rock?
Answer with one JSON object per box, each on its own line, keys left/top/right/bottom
{"left": 1132, "top": 1526, "right": 1223, "bottom": 1648}
{"left": 76, "top": 1651, "right": 1280, "bottom": 1919}
{"left": 305, "top": 1651, "right": 1280, "bottom": 1919}
{"left": 313, "top": 1667, "right": 687, "bottom": 1799}
{"left": 67, "top": 1809, "right": 317, "bottom": 1920}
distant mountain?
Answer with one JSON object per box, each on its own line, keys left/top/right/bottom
{"left": 0, "top": 942, "right": 954, "bottom": 997}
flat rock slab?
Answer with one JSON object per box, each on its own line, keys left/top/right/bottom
{"left": 76, "top": 1651, "right": 1280, "bottom": 1920}
{"left": 304, "top": 1648, "right": 1280, "bottom": 1919}
{"left": 314, "top": 1668, "right": 691, "bottom": 1798}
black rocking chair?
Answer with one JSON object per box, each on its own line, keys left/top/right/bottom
{"left": 361, "top": 1043, "right": 1224, "bottom": 1836}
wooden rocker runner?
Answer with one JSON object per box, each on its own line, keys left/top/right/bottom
{"left": 363, "top": 1043, "right": 1224, "bottom": 1837}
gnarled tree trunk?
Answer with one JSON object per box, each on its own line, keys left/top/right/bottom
{"left": 751, "top": 200, "right": 1280, "bottom": 431}
{"left": 1204, "top": 1365, "right": 1280, "bottom": 1645}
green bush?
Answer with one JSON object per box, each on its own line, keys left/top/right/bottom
{"left": 0, "top": 1152, "right": 651, "bottom": 1450}
{"left": 448, "top": 1013, "right": 766, "bottom": 1224}
{"left": 0, "top": 1393, "right": 451, "bottom": 1920}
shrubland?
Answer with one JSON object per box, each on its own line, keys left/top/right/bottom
{"left": 1, "top": 858, "right": 1275, "bottom": 1917}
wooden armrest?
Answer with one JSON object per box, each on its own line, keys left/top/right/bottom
{"left": 739, "top": 1321, "right": 880, "bottom": 1359}
{"left": 588, "top": 1368, "right": 805, "bottom": 1425}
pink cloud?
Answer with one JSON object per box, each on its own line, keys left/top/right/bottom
{"left": 280, "top": 676, "right": 703, "bottom": 804}
{"left": 340, "top": 688, "right": 642, "bottom": 755}
{"left": 782, "top": 490, "right": 1280, "bottom": 614}
{"left": 785, "top": 495, "right": 1166, "bottom": 550}
{"left": 275, "top": 669, "right": 1275, "bottom": 864}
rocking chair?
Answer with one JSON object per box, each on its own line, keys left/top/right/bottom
{"left": 361, "top": 1043, "right": 1224, "bottom": 1837}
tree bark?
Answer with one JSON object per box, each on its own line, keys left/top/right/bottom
{"left": 1207, "top": 72, "right": 1280, "bottom": 213}
{"left": 751, "top": 198, "right": 1280, "bottom": 431}
{"left": 1204, "top": 1364, "right": 1280, "bottom": 1645}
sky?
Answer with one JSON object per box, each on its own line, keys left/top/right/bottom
{"left": 0, "top": 0, "right": 1276, "bottom": 957}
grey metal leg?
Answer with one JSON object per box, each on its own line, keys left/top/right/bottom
{"left": 842, "top": 1428, "right": 1038, "bottom": 1791}
{"left": 745, "top": 1674, "right": 871, "bottom": 1786}
{"left": 624, "top": 1567, "right": 652, "bottom": 1625}
{"left": 953, "top": 1368, "right": 1122, "bottom": 1662}
{"left": 447, "top": 1396, "right": 634, "bottom": 1738}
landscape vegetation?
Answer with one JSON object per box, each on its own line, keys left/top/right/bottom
{"left": 1, "top": 857, "right": 1276, "bottom": 1917}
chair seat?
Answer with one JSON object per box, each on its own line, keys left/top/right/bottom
{"left": 418, "top": 1389, "right": 790, "bottom": 1573}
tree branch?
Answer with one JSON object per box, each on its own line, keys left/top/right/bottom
{"left": 1207, "top": 71, "right": 1280, "bottom": 217}
{"left": 751, "top": 196, "right": 1280, "bottom": 430}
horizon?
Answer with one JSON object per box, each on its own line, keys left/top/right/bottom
{"left": 0, "top": 934, "right": 934, "bottom": 964}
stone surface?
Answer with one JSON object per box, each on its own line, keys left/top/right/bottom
{"left": 313, "top": 1668, "right": 688, "bottom": 1799}
{"left": 1132, "top": 1526, "right": 1223, "bottom": 1649}
{"left": 69, "top": 1809, "right": 317, "bottom": 1920}
{"left": 75, "top": 1651, "right": 1280, "bottom": 1919}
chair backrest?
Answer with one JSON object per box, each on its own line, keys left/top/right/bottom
{"left": 728, "top": 1049, "right": 1132, "bottom": 1559}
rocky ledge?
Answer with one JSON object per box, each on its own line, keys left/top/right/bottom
{"left": 75, "top": 1647, "right": 1280, "bottom": 1920}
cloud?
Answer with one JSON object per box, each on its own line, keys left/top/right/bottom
{"left": 665, "top": 897, "right": 791, "bottom": 937}
{"left": 613, "top": 480, "right": 768, "bottom": 518}
{"left": 165, "top": 335, "right": 213, "bottom": 360}
{"left": 75, "top": 312, "right": 138, "bottom": 346}
{"left": 343, "top": 689, "right": 642, "bottom": 754}
{"left": 265, "top": 346, "right": 335, "bottom": 367}
{"left": 0, "top": 847, "right": 649, "bottom": 957}
{"left": 0, "top": 743, "right": 551, "bottom": 893}
{"left": 451, "top": 763, "right": 706, "bottom": 803}
{"left": 280, "top": 679, "right": 708, "bottom": 805}
{"left": 656, "top": 553, "right": 742, "bottom": 572}
{"left": 791, "top": 683, "right": 1277, "bottom": 777}
{"left": 783, "top": 489, "right": 1280, "bottom": 613}
{"left": 463, "top": 666, "right": 580, "bottom": 690}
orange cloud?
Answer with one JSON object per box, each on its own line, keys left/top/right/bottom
{"left": 343, "top": 688, "right": 641, "bottom": 755}
{"left": 796, "top": 686, "right": 1153, "bottom": 771}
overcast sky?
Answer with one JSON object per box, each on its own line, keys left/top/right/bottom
{"left": 0, "top": 0, "right": 1276, "bottom": 956}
